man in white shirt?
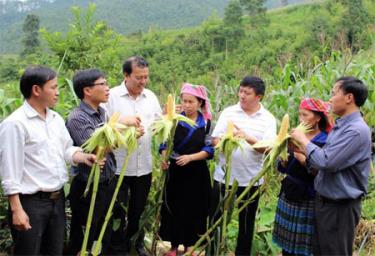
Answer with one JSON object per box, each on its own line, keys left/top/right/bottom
{"left": 0, "top": 66, "right": 96, "bottom": 255}
{"left": 106, "top": 56, "right": 162, "bottom": 256}
{"left": 211, "top": 76, "right": 277, "bottom": 256}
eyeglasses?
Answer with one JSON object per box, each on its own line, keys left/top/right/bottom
{"left": 92, "top": 80, "right": 108, "bottom": 86}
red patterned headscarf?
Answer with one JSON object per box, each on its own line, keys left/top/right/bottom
{"left": 299, "top": 98, "right": 333, "bottom": 132}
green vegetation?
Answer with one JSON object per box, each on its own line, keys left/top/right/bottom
{"left": 0, "top": 0, "right": 374, "bottom": 254}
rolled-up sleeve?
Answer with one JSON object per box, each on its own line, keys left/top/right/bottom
{"left": 307, "top": 129, "right": 362, "bottom": 173}
{"left": 0, "top": 121, "right": 25, "bottom": 195}
{"left": 211, "top": 112, "right": 227, "bottom": 139}
{"left": 61, "top": 118, "right": 81, "bottom": 165}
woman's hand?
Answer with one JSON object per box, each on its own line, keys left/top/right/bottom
{"left": 176, "top": 155, "right": 193, "bottom": 166}
{"left": 161, "top": 160, "right": 170, "bottom": 170}
{"left": 293, "top": 152, "right": 307, "bottom": 166}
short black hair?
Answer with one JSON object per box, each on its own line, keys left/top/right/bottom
{"left": 336, "top": 76, "right": 368, "bottom": 107}
{"left": 20, "top": 65, "right": 56, "bottom": 99}
{"left": 122, "top": 56, "right": 148, "bottom": 75}
{"left": 240, "top": 76, "right": 265, "bottom": 96}
{"left": 73, "top": 69, "right": 105, "bottom": 99}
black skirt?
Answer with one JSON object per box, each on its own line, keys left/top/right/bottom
{"left": 159, "top": 159, "right": 211, "bottom": 246}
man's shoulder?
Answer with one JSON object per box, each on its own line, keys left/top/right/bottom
{"left": 3, "top": 106, "right": 25, "bottom": 122}
{"left": 143, "top": 88, "right": 158, "bottom": 98}
{"left": 259, "top": 107, "right": 276, "bottom": 122}
{"left": 220, "top": 104, "right": 240, "bottom": 115}
{"left": 66, "top": 107, "right": 85, "bottom": 122}
{"left": 347, "top": 116, "right": 371, "bottom": 137}
{"left": 109, "top": 85, "right": 124, "bottom": 95}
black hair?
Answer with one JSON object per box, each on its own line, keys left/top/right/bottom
{"left": 312, "top": 110, "right": 328, "bottom": 132}
{"left": 336, "top": 76, "right": 368, "bottom": 107}
{"left": 20, "top": 65, "right": 56, "bottom": 99}
{"left": 73, "top": 69, "right": 105, "bottom": 99}
{"left": 240, "top": 76, "right": 265, "bottom": 96}
{"left": 122, "top": 56, "right": 148, "bottom": 75}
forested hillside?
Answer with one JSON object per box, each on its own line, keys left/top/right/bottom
{"left": 0, "top": 0, "right": 374, "bottom": 254}
{"left": 0, "top": 0, "right": 310, "bottom": 53}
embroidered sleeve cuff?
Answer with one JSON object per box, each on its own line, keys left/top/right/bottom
{"left": 202, "top": 146, "right": 214, "bottom": 159}
{"left": 159, "top": 143, "right": 167, "bottom": 154}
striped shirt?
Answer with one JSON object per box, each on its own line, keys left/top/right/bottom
{"left": 212, "top": 103, "right": 277, "bottom": 187}
{"left": 66, "top": 101, "right": 116, "bottom": 182}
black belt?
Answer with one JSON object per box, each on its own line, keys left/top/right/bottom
{"left": 23, "top": 189, "right": 63, "bottom": 200}
{"left": 316, "top": 194, "right": 362, "bottom": 204}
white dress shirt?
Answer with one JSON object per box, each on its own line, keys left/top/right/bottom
{"left": 0, "top": 101, "right": 80, "bottom": 195}
{"left": 212, "top": 103, "right": 277, "bottom": 187}
{"left": 105, "top": 82, "right": 162, "bottom": 176}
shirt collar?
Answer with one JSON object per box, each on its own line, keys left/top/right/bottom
{"left": 119, "top": 81, "right": 147, "bottom": 98}
{"left": 334, "top": 111, "right": 362, "bottom": 129}
{"left": 23, "top": 101, "right": 56, "bottom": 120}
{"left": 79, "top": 101, "right": 104, "bottom": 116}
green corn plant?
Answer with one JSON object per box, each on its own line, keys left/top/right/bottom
{"left": 212, "top": 121, "right": 245, "bottom": 253}
{"left": 90, "top": 123, "right": 138, "bottom": 256}
{"left": 150, "top": 94, "right": 196, "bottom": 254}
{"left": 188, "top": 114, "right": 311, "bottom": 255}
{"left": 80, "top": 112, "right": 135, "bottom": 256}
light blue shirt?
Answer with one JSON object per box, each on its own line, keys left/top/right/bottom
{"left": 306, "top": 111, "right": 371, "bottom": 200}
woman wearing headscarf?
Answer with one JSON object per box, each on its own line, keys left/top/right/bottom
{"left": 272, "top": 98, "right": 332, "bottom": 256}
{"left": 159, "top": 83, "right": 213, "bottom": 256}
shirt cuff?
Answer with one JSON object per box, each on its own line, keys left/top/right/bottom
{"left": 65, "top": 146, "right": 82, "bottom": 166}
{"left": 306, "top": 142, "right": 318, "bottom": 159}
{"left": 1, "top": 180, "right": 21, "bottom": 195}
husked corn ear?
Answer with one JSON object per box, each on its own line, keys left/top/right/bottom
{"left": 167, "top": 94, "right": 175, "bottom": 121}
{"left": 109, "top": 112, "right": 121, "bottom": 126}
{"left": 227, "top": 121, "right": 234, "bottom": 137}
{"left": 276, "top": 114, "right": 289, "bottom": 142}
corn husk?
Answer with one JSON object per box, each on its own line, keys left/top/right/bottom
{"left": 150, "top": 94, "right": 196, "bottom": 254}
{"left": 80, "top": 112, "right": 137, "bottom": 256}
{"left": 151, "top": 94, "right": 195, "bottom": 144}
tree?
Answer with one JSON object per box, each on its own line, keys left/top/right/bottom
{"left": 239, "top": 0, "right": 269, "bottom": 28}
{"left": 21, "top": 14, "right": 40, "bottom": 56}
{"left": 223, "top": 0, "right": 245, "bottom": 50}
{"left": 336, "top": 0, "right": 371, "bottom": 51}
{"left": 41, "top": 4, "right": 123, "bottom": 78}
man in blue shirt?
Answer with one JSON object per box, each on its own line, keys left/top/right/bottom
{"left": 291, "top": 76, "right": 371, "bottom": 255}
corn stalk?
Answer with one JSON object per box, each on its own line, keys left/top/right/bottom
{"left": 79, "top": 113, "right": 137, "bottom": 256}
{"left": 188, "top": 114, "right": 311, "bottom": 255}
{"left": 150, "top": 94, "right": 196, "bottom": 254}
{"left": 208, "top": 121, "right": 245, "bottom": 254}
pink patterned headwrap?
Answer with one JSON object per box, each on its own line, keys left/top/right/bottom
{"left": 299, "top": 98, "right": 333, "bottom": 132}
{"left": 180, "top": 83, "right": 212, "bottom": 120}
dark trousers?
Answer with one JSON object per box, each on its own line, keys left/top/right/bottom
{"left": 68, "top": 177, "right": 115, "bottom": 255}
{"left": 109, "top": 173, "right": 152, "bottom": 253}
{"left": 9, "top": 190, "right": 65, "bottom": 255}
{"left": 210, "top": 181, "right": 260, "bottom": 256}
{"left": 313, "top": 196, "right": 361, "bottom": 256}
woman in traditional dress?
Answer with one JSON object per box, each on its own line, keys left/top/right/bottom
{"left": 160, "top": 83, "right": 213, "bottom": 256}
{"left": 272, "top": 98, "right": 332, "bottom": 256}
